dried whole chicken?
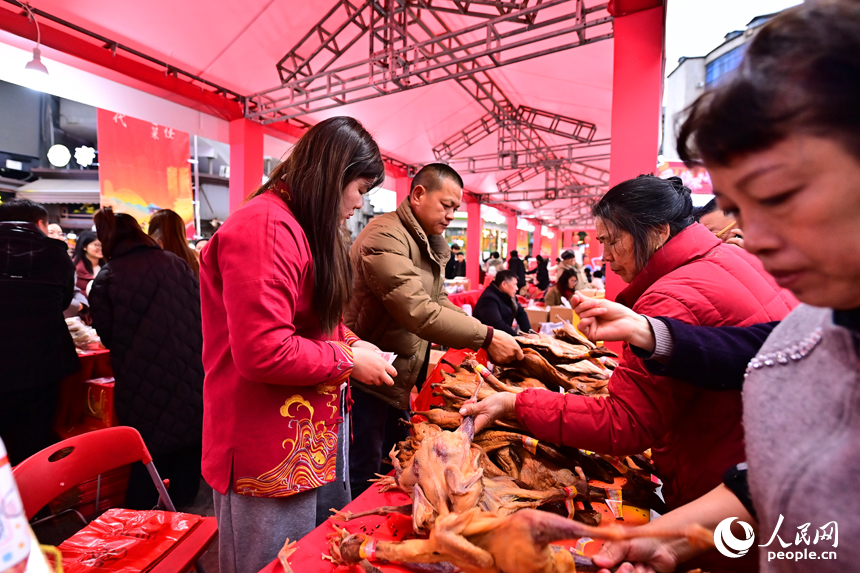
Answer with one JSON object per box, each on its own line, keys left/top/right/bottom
{"left": 328, "top": 506, "right": 713, "bottom": 573}
{"left": 515, "top": 333, "right": 592, "bottom": 361}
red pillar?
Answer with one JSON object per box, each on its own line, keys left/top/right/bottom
{"left": 465, "top": 198, "right": 482, "bottom": 290}
{"left": 550, "top": 227, "right": 560, "bottom": 263}
{"left": 506, "top": 215, "right": 518, "bottom": 257}
{"left": 395, "top": 176, "right": 410, "bottom": 206}
{"left": 229, "top": 118, "right": 265, "bottom": 214}
{"left": 605, "top": 5, "right": 664, "bottom": 303}
{"left": 562, "top": 229, "right": 573, "bottom": 252}
{"left": 531, "top": 221, "right": 542, "bottom": 258}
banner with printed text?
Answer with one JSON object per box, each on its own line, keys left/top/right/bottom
{"left": 97, "top": 109, "right": 193, "bottom": 232}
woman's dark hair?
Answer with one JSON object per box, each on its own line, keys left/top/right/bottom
{"left": 509, "top": 250, "right": 519, "bottom": 259}
{"left": 536, "top": 255, "right": 547, "bottom": 268}
{"left": 584, "top": 267, "right": 593, "bottom": 282}
{"left": 248, "top": 116, "right": 384, "bottom": 333}
{"left": 493, "top": 269, "right": 518, "bottom": 287}
{"left": 491, "top": 251, "right": 500, "bottom": 259}
{"left": 148, "top": 209, "right": 199, "bottom": 278}
{"left": 72, "top": 230, "right": 105, "bottom": 274}
{"left": 593, "top": 269, "right": 604, "bottom": 279}
{"left": 678, "top": 1, "right": 860, "bottom": 167}
{"left": 556, "top": 268, "right": 578, "bottom": 296}
{"left": 94, "top": 208, "right": 160, "bottom": 260}
{"left": 592, "top": 174, "right": 694, "bottom": 272}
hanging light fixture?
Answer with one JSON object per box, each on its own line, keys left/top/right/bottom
{"left": 22, "top": 2, "right": 48, "bottom": 75}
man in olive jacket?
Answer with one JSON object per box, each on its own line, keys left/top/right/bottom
{"left": 345, "top": 163, "right": 522, "bottom": 495}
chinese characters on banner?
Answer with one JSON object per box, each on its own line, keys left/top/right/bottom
{"left": 97, "top": 109, "right": 193, "bottom": 233}
{"left": 656, "top": 161, "right": 713, "bottom": 194}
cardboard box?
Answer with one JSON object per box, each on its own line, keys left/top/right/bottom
{"left": 548, "top": 306, "right": 578, "bottom": 327}
{"left": 524, "top": 307, "right": 549, "bottom": 329}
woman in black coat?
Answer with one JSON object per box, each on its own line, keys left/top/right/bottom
{"left": 89, "top": 208, "right": 204, "bottom": 508}
{"left": 506, "top": 250, "right": 526, "bottom": 290}
{"left": 472, "top": 270, "right": 532, "bottom": 336}
{"left": 525, "top": 255, "right": 550, "bottom": 290}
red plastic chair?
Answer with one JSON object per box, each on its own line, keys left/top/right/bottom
{"left": 13, "top": 426, "right": 217, "bottom": 573}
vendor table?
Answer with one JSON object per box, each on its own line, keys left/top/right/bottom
{"left": 259, "top": 475, "right": 649, "bottom": 573}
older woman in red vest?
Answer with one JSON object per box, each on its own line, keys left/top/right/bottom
{"left": 199, "top": 117, "right": 396, "bottom": 573}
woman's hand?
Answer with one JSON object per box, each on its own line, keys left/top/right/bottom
{"left": 352, "top": 340, "right": 380, "bottom": 351}
{"left": 725, "top": 228, "right": 745, "bottom": 249}
{"left": 592, "top": 538, "right": 683, "bottom": 573}
{"left": 570, "top": 293, "right": 655, "bottom": 352}
{"left": 458, "top": 393, "right": 517, "bottom": 433}
{"left": 351, "top": 347, "right": 396, "bottom": 386}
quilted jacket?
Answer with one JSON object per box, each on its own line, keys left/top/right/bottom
{"left": 89, "top": 240, "right": 204, "bottom": 457}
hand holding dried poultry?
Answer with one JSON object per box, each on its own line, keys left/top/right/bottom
{"left": 319, "top": 331, "right": 709, "bottom": 573}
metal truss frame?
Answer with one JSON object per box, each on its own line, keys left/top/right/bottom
{"left": 247, "top": 0, "right": 612, "bottom": 122}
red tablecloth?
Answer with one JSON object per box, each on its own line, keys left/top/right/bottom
{"left": 259, "top": 476, "right": 649, "bottom": 573}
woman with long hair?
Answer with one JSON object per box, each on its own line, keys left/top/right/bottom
{"left": 462, "top": 174, "right": 795, "bottom": 572}
{"left": 543, "top": 268, "right": 578, "bottom": 306}
{"left": 148, "top": 209, "right": 199, "bottom": 278}
{"left": 89, "top": 208, "right": 204, "bottom": 509}
{"left": 71, "top": 230, "right": 104, "bottom": 293}
{"left": 525, "top": 254, "right": 550, "bottom": 290}
{"left": 199, "top": 116, "right": 397, "bottom": 573}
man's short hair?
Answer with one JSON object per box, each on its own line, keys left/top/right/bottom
{"left": 692, "top": 198, "right": 722, "bottom": 222}
{"left": 494, "top": 269, "right": 518, "bottom": 286}
{"left": 450, "top": 243, "right": 460, "bottom": 251}
{"left": 561, "top": 250, "right": 575, "bottom": 260}
{"left": 411, "top": 163, "right": 464, "bottom": 194}
{"left": 0, "top": 199, "right": 49, "bottom": 224}
{"left": 456, "top": 252, "right": 465, "bottom": 258}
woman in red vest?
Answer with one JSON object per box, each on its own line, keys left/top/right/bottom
{"left": 199, "top": 117, "right": 396, "bottom": 573}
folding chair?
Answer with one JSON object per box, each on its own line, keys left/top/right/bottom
{"left": 13, "top": 426, "right": 216, "bottom": 573}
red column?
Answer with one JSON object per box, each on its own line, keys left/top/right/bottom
{"left": 562, "top": 229, "right": 573, "bottom": 252}
{"left": 395, "top": 176, "right": 410, "bottom": 206}
{"left": 531, "top": 221, "right": 542, "bottom": 258}
{"left": 228, "top": 118, "right": 265, "bottom": 214}
{"left": 604, "top": 5, "right": 664, "bottom": 350}
{"left": 506, "top": 215, "right": 518, "bottom": 257}
{"left": 465, "top": 198, "right": 482, "bottom": 290}
{"left": 550, "top": 227, "right": 560, "bottom": 263}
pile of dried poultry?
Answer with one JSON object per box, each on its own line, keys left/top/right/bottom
{"left": 316, "top": 326, "right": 688, "bottom": 573}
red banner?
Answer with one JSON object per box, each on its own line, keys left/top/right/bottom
{"left": 97, "top": 109, "right": 193, "bottom": 232}
{"left": 656, "top": 161, "right": 713, "bottom": 195}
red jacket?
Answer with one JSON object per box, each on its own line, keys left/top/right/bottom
{"left": 200, "top": 190, "right": 357, "bottom": 497}
{"left": 516, "top": 223, "right": 796, "bottom": 510}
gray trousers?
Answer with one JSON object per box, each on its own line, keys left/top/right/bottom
{"left": 213, "top": 419, "right": 351, "bottom": 573}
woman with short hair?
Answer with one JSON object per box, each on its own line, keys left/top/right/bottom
{"left": 463, "top": 174, "right": 795, "bottom": 572}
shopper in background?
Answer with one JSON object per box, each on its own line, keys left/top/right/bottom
{"left": 483, "top": 251, "right": 504, "bottom": 277}
{"left": 0, "top": 199, "right": 78, "bottom": 465}
{"left": 47, "top": 223, "right": 65, "bottom": 242}
{"left": 89, "top": 208, "right": 204, "bottom": 510}
{"left": 525, "top": 254, "right": 550, "bottom": 291}
{"left": 148, "top": 208, "right": 200, "bottom": 278}
{"left": 72, "top": 230, "right": 104, "bottom": 293}
{"left": 461, "top": 174, "right": 796, "bottom": 573}
{"left": 695, "top": 198, "right": 744, "bottom": 249}
{"left": 543, "top": 268, "right": 578, "bottom": 307}
{"left": 590, "top": 269, "right": 605, "bottom": 290}
{"left": 194, "top": 238, "right": 209, "bottom": 254}
{"left": 506, "top": 249, "right": 526, "bottom": 290}
{"left": 472, "top": 270, "right": 531, "bottom": 336}
{"left": 345, "top": 162, "right": 523, "bottom": 498}
{"left": 453, "top": 251, "right": 466, "bottom": 277}
{"left": 445, "top": 243, "right": 461, "bottom": 279}
{"left": 200, "top": 117, "right": 396, "bottom": 573}
{"left": 574, "top": 4, "right": 860, "bottom": 572}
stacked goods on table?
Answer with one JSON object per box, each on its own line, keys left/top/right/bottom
{"left": 320, "top": 330, "right": 711, "bottom": 573}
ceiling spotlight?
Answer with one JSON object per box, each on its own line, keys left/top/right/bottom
{"left": 22, "top": 2, "right": 48, "bottom": 75}
{"left": 25, "top": 47, "right": 48, "bottom": 74}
